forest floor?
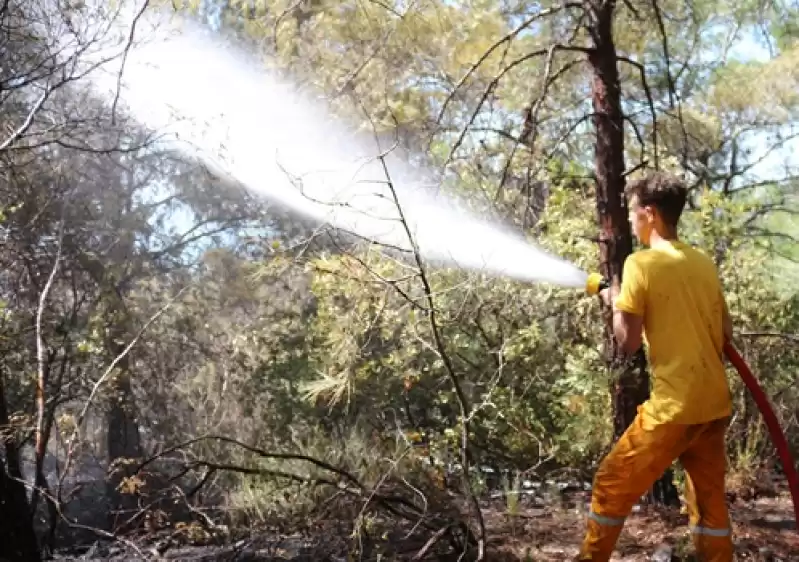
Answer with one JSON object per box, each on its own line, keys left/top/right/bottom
{"left": 53, "top": 479, "right": 797, "bottom": 561}
{"left": 485, "top": 485, "right": 797, "bottom": 561}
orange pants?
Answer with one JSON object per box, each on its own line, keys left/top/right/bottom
{"left": 577, "top": 411, "right": 733, "bottom": 561}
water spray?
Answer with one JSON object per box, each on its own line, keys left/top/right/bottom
{"left": 585, "top": 274, "right": 799, "bottom": 529}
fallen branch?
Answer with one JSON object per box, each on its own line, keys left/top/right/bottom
{"left": 132, "top": 435, "right": 461, "bottom": 535}
{"left": 412, "top": 523, "right": 451, "bottom": 560}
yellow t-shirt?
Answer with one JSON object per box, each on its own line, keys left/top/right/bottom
{"left": 613, "top": 241, "right": 732, "bottom": 425}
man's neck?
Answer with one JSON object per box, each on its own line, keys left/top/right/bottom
{"left": 648, "top": 228, "right": 679, "bottom": 249}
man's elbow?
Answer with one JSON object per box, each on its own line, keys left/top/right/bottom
{"left": 613, "top": 311, "right": 643, "bottom": 354}
{"left": 612, "top": 325, "right": 642, "bottom": 353}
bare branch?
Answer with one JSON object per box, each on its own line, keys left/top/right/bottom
{"left": 363, "top": 133, "right": 486, "bottom": 559}
{"left": 618, "top": 55, "right": 660, "bottom": 169}
{"left": 110, "top": 0, "right": 152, "bottom": 125}
{"left": 496, "top": 52, "right": 581, "bottom": 204}
{"left": 0, "top": 89, "right": 48, "bottom": 152}
{"left": 649, "top": 0, "right": 676, "bottom": 108}
{"left": 738, "top": 331, "right": 799, "bottom": 343}
{"left": 61, "top": 285, "right": 190, "bottom": 480}
{"left": 31, "top": 223, "right": 64, "bottom": 516}
{"left": 434, "top": 3, "right": 583, "bottom": 125}
{"left": 443, "top": 45, "right": 592, "bottom": 169}
{"left": 134, "top": 434, "right": 451, "bottom": 529}
{"left": 7, "top": 475, "right": 146, "bottom": 558}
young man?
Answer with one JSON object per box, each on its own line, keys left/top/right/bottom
{"left": 577, "top": 172, "right": 735, "bottom": 561}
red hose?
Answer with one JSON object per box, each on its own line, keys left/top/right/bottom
{"left": 723, "top": 341, "right": 799, "bottom": 531}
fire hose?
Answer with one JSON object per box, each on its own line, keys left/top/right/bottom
{"left": 585, "top": 273, "right": 799, "bottom": 531}
{"left": 723, "top": 342, "right": 799, "bottom": 529}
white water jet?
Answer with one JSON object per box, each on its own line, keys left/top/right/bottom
{"left": 71, "top": 3, "right": 588, "bottom": 288}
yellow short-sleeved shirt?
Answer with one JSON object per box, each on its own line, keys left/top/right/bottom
{"left": 613, "top": 241, "right": 732, "bottom": 425}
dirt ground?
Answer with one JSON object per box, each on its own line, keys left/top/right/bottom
{"left": 485, "top": 488, "right": 798, "bottom": 561}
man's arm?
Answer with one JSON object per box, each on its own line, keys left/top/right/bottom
{"left": 612, "top": 305, "right": 644, "bottom": 354}
{"left": 603, "top": 255, "right": 646, "bottom": 354}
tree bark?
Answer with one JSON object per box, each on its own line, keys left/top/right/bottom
{"left": 588, "top": 0, "right": 679, "bottom": 506}
{"left": 0, "top": 372, "right": 41, "bottom": 561}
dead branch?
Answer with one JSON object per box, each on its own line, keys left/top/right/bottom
{"left": 648, "top": 0, "right": 676, "bottom": 108}
{"left": 320, "top": 234, "right": 429, "bottom": 312}
{"left": 8, "top": 474, "right": 146, "bottom": 558}
{"left": 133, "top": 435, "right": 451, "bottom": 529}
{"left": 412, "top": 524, "right": 451, "bottom": 560}
{"left": 543, "top": 113, "right": 596, "bottom": 162}
{"left": 738, "top": 331, "right": 799, "bottom": 344}
{"left": 617, "top": 55, "right": 660, "bottom": 169}
{"left": 624, "top": 111, "right": 647, "bottom": 162}
{"left": 0, "top": 0, "right": 158, "bottom": 155}
{"left": 0, "top": 90, "right": 48, "bottom": 152}
{"left": 333, "top": 0, "right": 417, "bottom": 99}
{"left": 110, "top": 0, "right": 151, "bottom": 125}
{"left": 742, "top": 226, "right": 798, "bottom": 245}
{"left": 496, "top": 49, "right": 578, "bottom": 203}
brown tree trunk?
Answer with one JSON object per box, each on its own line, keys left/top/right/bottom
{"left": 588, "top": 0, "right": 679, "bottom": 506}
{"left": 0, "top": 372, "right": 41, "bottom": 561}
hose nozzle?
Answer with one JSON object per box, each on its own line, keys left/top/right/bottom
{"left": 585, "top": 272, "right": 609, "bottom": 296}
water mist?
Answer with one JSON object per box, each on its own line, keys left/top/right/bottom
{"left": 72, "top": 4, "right": 588, "bottom": 289}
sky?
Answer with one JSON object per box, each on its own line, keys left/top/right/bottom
{"left": 725, "top": 31, "right": 799, "bottom": 182}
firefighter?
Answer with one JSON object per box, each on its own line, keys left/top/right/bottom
{"left": 577, "top": 172, "right": 734, "bottom": 561}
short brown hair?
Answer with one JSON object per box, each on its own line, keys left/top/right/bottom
{"left": 625, "top": 171, "right": 688, "bottom": 227}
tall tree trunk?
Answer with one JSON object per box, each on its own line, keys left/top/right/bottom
{"left": 588, "top": 0, "right": 679, "bottom": 506}
{"left": 0, "top": 372, "right": 41, "bottom": 561}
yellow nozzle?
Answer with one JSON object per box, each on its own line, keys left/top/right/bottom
{"left": 585, "top": 272, "right": 608, "bottom": 296}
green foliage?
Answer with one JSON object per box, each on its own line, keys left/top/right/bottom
{"left": 294, "top": 186, "right": 613, "bottom": 472}
{"left": 231, "top": 182, "right": 797, "bottom": 502}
